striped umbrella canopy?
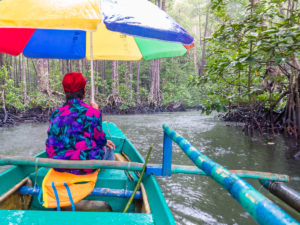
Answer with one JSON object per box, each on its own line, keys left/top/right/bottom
{"left": 0, "top": 0, "right": 193, "bottom": 44}
{"left": 0, "top": 0, "right": 194, "bottom": 100}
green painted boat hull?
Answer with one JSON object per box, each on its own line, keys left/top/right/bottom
{"left": 0, "top": 122, "right": 176, "bottom": 225}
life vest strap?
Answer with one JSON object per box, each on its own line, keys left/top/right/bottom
{"left": 51, "top": 182, "right": 60, "bottom": 211}
{"left": 64, "top": 183, "right": 75, "bottom": 211}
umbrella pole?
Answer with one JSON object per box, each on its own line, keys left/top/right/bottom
{"left": 90, "top": 31, "right": 95, "bottom": 103}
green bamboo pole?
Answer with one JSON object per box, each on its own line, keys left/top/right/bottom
{"left": 0, "top": 155, "right": 142, "bottom": 170}
{"left": 123, "top": 144, "right": 153, "bottom": 213}
{"left": 171, "top": 165, "right": 289, "bottom": 182}
{"left": 0, "top": 155, "right": 289, "bottom": 182}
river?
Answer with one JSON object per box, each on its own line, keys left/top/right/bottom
{"left": 0, "top": 111, "right": 299, "bottom": 224}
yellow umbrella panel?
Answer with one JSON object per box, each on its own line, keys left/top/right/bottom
{"left": 86, "top": 23, "right": 143, "bottom": 61}
{"left": 0, "top": 0, "right": 101, "bottom": 31}
{"left": 86, "top": 23, "right": 187, "bottom": 61}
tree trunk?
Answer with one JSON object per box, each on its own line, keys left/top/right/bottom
{"left": 26, "top": 58, "right": 31, "bottom": 92}
{"left": 124, "top": 62, "right": 129, "bottom": 88}
{"left": 85, "top": 58, "right": 89, "bottom": 73}
{"left": 124, "top": 62, "right": 133, "bottom": 100}
{"left": 246, "top": 0, "right": 256, "bottom": 135}
{"left": 95, "top": 61, "right": 99, "bottom": 96}
{"left": 199, "top": 10, "right": 209, "bottom": 76}
{"left": 37, "top": 59, "right": 51, "bottom": 97}
{"left": 161, "top": 0, "right": 165, "bottom": 11}
{"left": 101, "top": 61, "right": 106, "bottom": 94}
{"left": 70, "top": 60, "right": 73, "bottom": 72}
{"left": 1, "top": 89, "right": 7, "bottom": 123}
{"left": 61, "top": 59, "right": 65, "bottom": 75}
{"left": 76, "top": 60, "right": 81, "bottom": 72}
{"left": 150, "top": 59, "right": 161, "bottom": 106}
{"left": 136, "top": 61, "right": 140, "bottom": 104}
{"left": 21, "top": 54, "right": 27, "bottom": 104}
{"left": 193, "top": 43, "right": 199, "bottom": 75}
{"left": 292, "top": 55, "right": 300, "bottom": 137}
{"left": 0, "top": 56, "right": 7, "bottom": 122}
{"left": 66, "top": 60, "right": 71, "bottom": 73}
{"left": 112, "top": 61, "right": 119, "bottom": 95}
{"left": 0, "top": 53, "right": 3, "bottom": 67}
{"left": 81, "top": 59, "right": 85, "bottom": 74}
{"left": 198, "top": 12, "right": 202, "bottom": 49}
{"left": 51, "top": 59, "right": 55, "bottom": 76}
{"left": 14, "top": 56, "right": 17, "bottom": 87}
{"left": 67, "top": 60, "right": 70, "bottom": 73}
{"left": 31, "top": 59, "right": 38, "bottom": 77}
{"left": 9, "top": 56, "right": 13, "bottom": 78}
{"left": 65, "top": 60, "right": 70, "bottom": 72}
{"left": 149, "top": 0, "right": 164, "bottom": 106}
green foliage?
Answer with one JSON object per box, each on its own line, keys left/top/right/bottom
{"left": 52, "top": 69, "right": 64, "bottom": 92}
{"left": 0, "top": 65, "right": 61, "bottom": 111}
{"left": 27, "top": 91, "right": 61, "bottom": 110}
{"left": 191, "top": 0, "right": 299, "bottom": 114}
{"left": 0, "top": 65, "right": 24, "bottom": 110}
{"left": 118, "top": 83, "right": 136, "bottom": 110}
{"left": 95, "top": 75, "right": 109, "bottom": 99}
{"left": 138, "top": 87, "right": 149, "bottom": 103}
{"left": 161, "top": 57, "right": 200, "bottom": 107}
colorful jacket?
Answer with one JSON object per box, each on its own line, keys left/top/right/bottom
{"left": 46, "top": 98, "right": 107, "bottom": 174}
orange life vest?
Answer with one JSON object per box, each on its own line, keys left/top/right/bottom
{"left": 42, "top": 168, "right": 99, "bottom": 209}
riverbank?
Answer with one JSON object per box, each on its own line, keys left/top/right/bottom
{"left": 221, "top": 105, "right": 287, "bottom": 136}
{"left": 0, "top": 107, "right": 52, "bottom": 127}
{"left": 0, "top": 105, "right": 202, "bottom": 127}
{"left": 0, "top": 102, "right": 294, "bottom": 142}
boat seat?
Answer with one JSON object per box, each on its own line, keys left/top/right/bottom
{"left": 0, "top": 210, "right": 155, "bottom": 225}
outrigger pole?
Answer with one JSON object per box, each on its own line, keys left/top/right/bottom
{"left": 0, "top": 156, "right": 289, "bottom": 182}
{"left": 260, "top": 180, "right": 300, "bottom": 213}
{"left": 162, "top": 124, "right": 298, "bottom": 225}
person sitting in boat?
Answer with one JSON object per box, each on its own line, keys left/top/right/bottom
{"left": 45, "top": 72, "right": 115, "bottom": 175}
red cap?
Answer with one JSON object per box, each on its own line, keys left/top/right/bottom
{"left": 62, "top": 72, "right": 87, "bottom": 93}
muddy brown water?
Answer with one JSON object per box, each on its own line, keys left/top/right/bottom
{"left": 0, "top": 111, "right": 299, "bottom": 224}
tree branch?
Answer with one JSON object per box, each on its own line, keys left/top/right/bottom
{"left": 270, "top": 91, "right": 289, "bottom": 110}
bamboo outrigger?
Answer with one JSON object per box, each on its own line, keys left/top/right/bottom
{"left": 0, "top": 122, "right": 299, "bottom": 224}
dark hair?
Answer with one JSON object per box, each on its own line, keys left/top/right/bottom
{"left": 65, "top": 88, "right": 85, "bottom": 101}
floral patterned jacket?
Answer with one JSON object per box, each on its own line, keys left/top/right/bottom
{"left": 46, "top": 98, "right": 107, "bottom": 174}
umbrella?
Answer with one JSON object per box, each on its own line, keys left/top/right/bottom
{"left": 0, "top": 0, "right": 194, "bottom": 101}
{"left": 0, "top": 0, "right": 193, "bottom": 44}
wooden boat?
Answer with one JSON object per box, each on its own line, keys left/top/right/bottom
{"left": 0, "top": 122, "right": 298, "bottom": 225}
{"left": 0, "top": 122, "right": 175, "bottom": 225}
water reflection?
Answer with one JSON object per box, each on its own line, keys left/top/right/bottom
{"left": 0, "top": 111, "right": 299, "bottom": 224}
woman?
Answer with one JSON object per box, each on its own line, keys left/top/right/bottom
{"left": 46, "top": 72, "right": 115, "bottom": 174}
